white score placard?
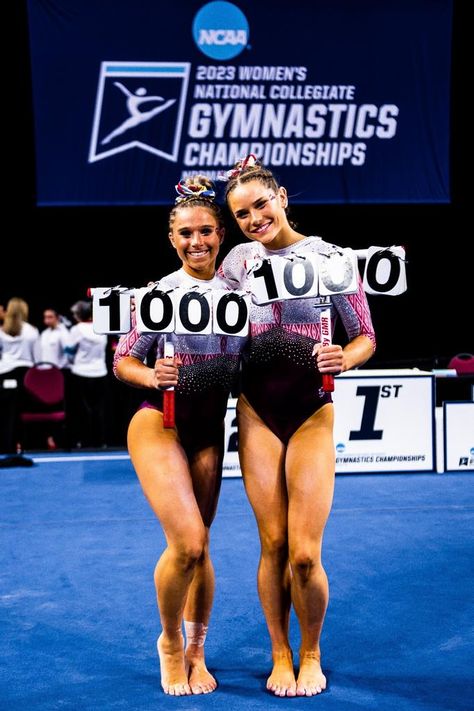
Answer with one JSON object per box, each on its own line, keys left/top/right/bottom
{"left": 212, "top": 290, "right": 251, "bottom": 337}
{"left": 92, "top": 287, "right": 131, "bottom": 334}
{"left": 319, "top": 249, "right": 359, "bottom": 296}
{"left": 135, "top": 287, "right": 174, "bottom": 333}
{"left": 93, "top": 286, "right": 250, "bottom": 336}
{"left": 173, "top": 288, "right": 214, "bottom": 335}
{"left": 246, "top": 249, "right": 359, "bottom": 305}
{"left": 363, "top": 246, "right": 407, "bottom": 296}
{"left": 91, "top": 245, "right": 407, "bottom": 334}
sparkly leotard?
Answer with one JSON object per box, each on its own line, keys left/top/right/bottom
{"left": 114, "top": 268, "right": 246, "bottom": 450}
{"left": 218, "top": 236, "right": 376, "bottom": 444}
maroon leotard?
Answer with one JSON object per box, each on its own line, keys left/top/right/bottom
{"left": 114, "top": 269, "right": 246, "bottom": 450}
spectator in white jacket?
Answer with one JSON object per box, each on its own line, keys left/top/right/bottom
{"left": 0, "top": 297, "right": 40, "bottom": 452}
{"left": 66, "top": 300, "right": 108, "bottom": 448}
{"left": 40, "top": 308, "right": 70, "bottom": 369}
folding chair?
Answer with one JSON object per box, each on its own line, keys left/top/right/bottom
{"left": 20, "top": 363, "right": 66, "bottom": 449}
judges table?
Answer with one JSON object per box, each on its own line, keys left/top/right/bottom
{"left": 223, "top": 369, "right": 438, "bottom": 476}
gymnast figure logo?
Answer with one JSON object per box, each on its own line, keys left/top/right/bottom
{"left": 89, "top": 62, "right": 191, "bottom": 163}
{"left": 101, "top": 82, "right": 176, "bottom": 145}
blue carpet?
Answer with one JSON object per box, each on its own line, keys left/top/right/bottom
{"left": 1, "top": 457, "right": 473, "bottom": 710}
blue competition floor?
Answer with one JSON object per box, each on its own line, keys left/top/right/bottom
{"left": 1, "top": 454, "right": 473, "bottom": 710}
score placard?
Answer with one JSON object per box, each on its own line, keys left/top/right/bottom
{"left": 246, "top": 248, "right": 359, "bottom": 305}
{"left": 135, "top": 287, "right": 174, "bottom": 333}
{"left": 93, "top": 286, "right": 251, "bottom": 336}
{"left": 363, "top": 246, "right": 407, "bottom": 296}
{"left": 92, "top": 288, "right": 131, "bottom": 334}
{"left": 91, "top": 245, "right": 406, "bottom": 334}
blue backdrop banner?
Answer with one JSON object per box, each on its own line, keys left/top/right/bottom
{"left": 27, "top": 0, "right": 453, "bottom": 205}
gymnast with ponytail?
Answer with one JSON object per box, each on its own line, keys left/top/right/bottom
{"left": 114, "top": 176, "right": 245, "bottom": 696}
{"left": 218, "top": 155, "right": 376, "bottom": 697}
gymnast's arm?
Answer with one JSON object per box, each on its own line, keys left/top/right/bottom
{"left": 340, "top": 334, "right": 375, "bottom": 372}
{"left": 114, "top": 330, "right": 180, "bottom": 390}
{"left": 115, "top": 354, "right": 159, "bottom": 389}
{"left": 339, "top": 277, "right": 376, "bottom": 371}
{"left": 319, "top": 277, "right": 376, "bottom": 375}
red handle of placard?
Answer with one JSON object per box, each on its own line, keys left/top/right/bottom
{"left": 163, "top": 390, "right": 175, "bottom": 428}
{"left": 322, "top": 374, "right": 335, "bottom": 392}
{"left": 320, "top": 308, "right": 335, "bottom": 393}
{"left": 162, "top": 339, "right": 176, "bottom": 428}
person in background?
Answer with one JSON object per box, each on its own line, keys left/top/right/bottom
{"left": 218, "top": 156, "right": 376, "bottom": 697}
{"left": 0, "top": 297, "right": 40, "bottom": 452}
{"left": 40, "top": 308, "right": 70, "bottom": 368}
{"left": 67, "top": 299, "right": 108, "bottom": 448}
{"left": 38, "top": 308, "right": 71, "bottom": 449}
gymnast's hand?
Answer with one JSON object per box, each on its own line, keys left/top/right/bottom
{"left": 153, "top": 356, "right": 182, "bottom": 389}
{"left": 312, "top": 343, "right": 344, "bottom": 375}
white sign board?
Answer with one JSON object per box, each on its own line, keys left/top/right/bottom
{"left": 443, "top": 401, "right": 474, "bottom": 472}
{"left": 333, "top": 371, "right": 435, "bottom": 473}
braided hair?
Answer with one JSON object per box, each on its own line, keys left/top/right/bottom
{"left": 222, "top": 155, "right": 296, "bottom": 228}
{"left": 168, "top": 175, "right": 224, "bottom": 232}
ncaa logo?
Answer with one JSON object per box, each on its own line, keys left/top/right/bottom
{"left": 89, "top": 62, "right": 190, "bottom": 163}
{"left": 193, "top": 1, "right": 249, "bottom": 60}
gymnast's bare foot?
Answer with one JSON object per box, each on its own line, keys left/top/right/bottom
{"left": 185, "top": 647, "right": 217, "bottom": 694}
{"left": 266, "top": 649, "right": 297, "bottom": 697}
{"left": 296, "top": 649, "right": 326, "bottom": 696}
{"left": 157, "top": 633, "right": 191, "bottom": 696}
